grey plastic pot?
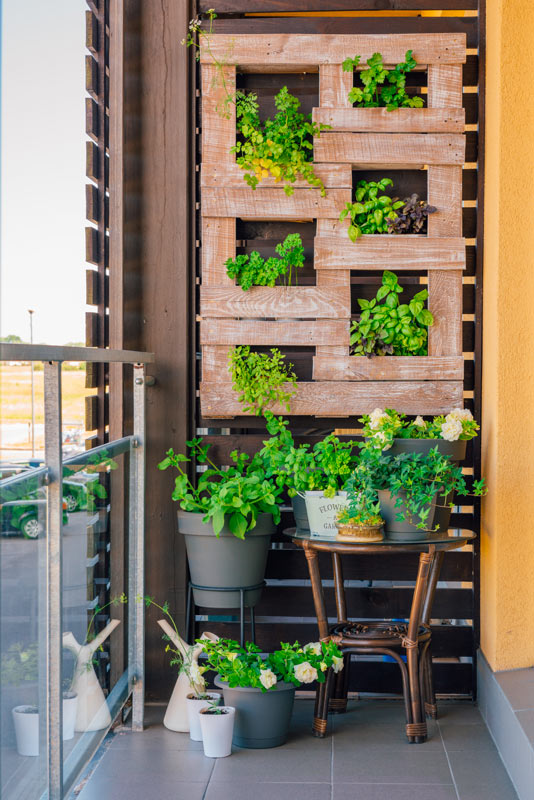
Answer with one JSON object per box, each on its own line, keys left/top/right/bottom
{"left": 177, "top": 510, "right": 274, "bottom": 609}
{"left": 378, "top": 489, "right": 453, "bottom": 542}
{"left": 214, "top": 676, "right": 295, "bottom": 749}
{"left": 291, "top": 494, "right": 309, "bottom": 532}
{"left": 387, "top": 438, "right": 466, "bottom": 463}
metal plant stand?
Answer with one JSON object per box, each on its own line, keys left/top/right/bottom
{"left": 185, "top": 581, "right": 265, "bottom": 647}
{"left": 285, "top": 529, "right": 476, "bottom": 744}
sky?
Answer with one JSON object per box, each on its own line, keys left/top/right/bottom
{"left": 1, "top": 0, "right": 86, "bottom": 345}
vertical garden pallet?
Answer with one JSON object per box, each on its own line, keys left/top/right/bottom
{"left": 199, "top": 33, "right": 466, "bottom": 417}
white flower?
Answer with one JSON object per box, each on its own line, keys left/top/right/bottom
{"left": 320, "top": 661, "right": 328, "bottom": 672}
{"left": 259, "top": 668, "right": 277, "bottom": 690}
{"left": 294, "top": 661, "right": 318, "bottom": 684}
{"left": 414, "top": 415, "right": 426, "bottom": 429}
{"left": 375, "top": 431, "right": 392, "bottom": 451}
{"left": 368, "top": 408, "right": 386, "bottom": 430}
{"left": 441, "top": 419, "right": 463, "bottom": 442}
{"left": 447, "top": 408, "right": 473, "bottom": 422}
{"left": 332, "top": 655, "right": 344, "bottom": 674}
{"left": 188, "top": 661, "right": 206, "bottom": 694}
{"left": 304, "top": 642, "right": 322, "bottom": 656}
{"left": 227, "top": 652, "right": 238, "bottom": 662}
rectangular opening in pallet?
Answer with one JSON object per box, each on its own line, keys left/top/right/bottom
{"left": 236, "top": 220, "right": 316, "bottom": 286}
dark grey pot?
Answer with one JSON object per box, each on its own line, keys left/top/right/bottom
{"left": 378, "top": 489, "right": 453, "bottom": 542}
{"left": 177, "top": 511, "right": 274, "bottom": 608}
{"left": 387, "top": 438, "right": 466, "bottom": 463}
{"left": 291, "top": 494, "right": 309, "bottom": 532}
{"left": 214, "top": 676, "right": 295, "bottom": 748}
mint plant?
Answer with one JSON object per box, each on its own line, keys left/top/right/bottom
{"left": 225, "top": 233, "right": 304, "bottom": 290}
{"left": 351, "top": 271, "right": 433, "bottom": 357}
{"left": 342, "top": 50, "right": 424, "bottom": 111}
{"left": 233, "top": 86, "right": 329, "bottom": 196}
{"left": 229, "top": 346, "right": 297, "bottom": 415}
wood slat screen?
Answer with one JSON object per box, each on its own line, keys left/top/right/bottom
{"left": 192, "top": 2, "right": 484, "bottom": 698}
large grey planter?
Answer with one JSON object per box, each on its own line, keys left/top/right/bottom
{"left": 178, "top": 510, "right": 274, "bottom": 608}
{"left": 291, "top": 494, "right": 309, "bottom": 532}
{"left": 214, "top": 676, "right": 295, "bottom": 748}
{"left": 378, "top": 489, "right": 453, "bottom": 542}
{"left": 387, "top": 438, "right": 466, "bottom": 463}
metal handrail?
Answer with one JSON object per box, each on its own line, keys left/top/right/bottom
{"left": 0, "top": 343, "right": 154, "bottom": 363}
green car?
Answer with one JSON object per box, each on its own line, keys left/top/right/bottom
{"left": 0, "top": 487, "right": 69, "bottom": 539}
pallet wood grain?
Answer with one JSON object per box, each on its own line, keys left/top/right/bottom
{"left": 199, "top": 34, "right": 467, "bottom": 67}
{"left": 318, "top": 64, "right": 353, "bottom": 108}
{"left": 200, "top": 162, "right": 352, "bottom": 189}
{"left": 428, "top": 65, "right": 463, "bottom": 109}
{"left": 313, "top": 355, "right": 464, "bottom": 381}
{"left": 200, "top": 286, "right": 350, "bottom": 319}
{"left": 201, "top": 218, "right": 236, "bottom": 286}
{"left": 314, "top": 235, "right": 466, "bottom": 271}
{"left": 200, "top": 318, "right": 349, "bottom": 346}
{"left": 201, "top": 187, "right": 350, "bottom": 220}
{"left": 200, "top": 379, "right": 464, "bottom": 417}
{"left": 201, "top": 65, "right": 236, "bottom": 168}
{"left": 313, "top": 107, "right": 465, "bottom": 133}
{"left": 315, "top": 220, "right": 351, "bottom": 357}
{"left": 313, "top": 132, "right": 465, "bottom": 165}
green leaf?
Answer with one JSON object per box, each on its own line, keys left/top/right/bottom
{"left": 212, "top": 508, "right": 225, "bottom": 536}
{"left": 229, "top": 512, "right": 247, "bottom": 540}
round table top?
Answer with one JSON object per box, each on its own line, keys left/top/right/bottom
{"left": 284, "top": 527, "right": 476, "bottom": 554}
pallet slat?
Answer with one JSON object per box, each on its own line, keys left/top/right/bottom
{"left": 313, "top": 356, "right": 464, "bottom": 382}
{"left": 314, "top": 235, "right": 466, "bottom": 271}
{"left": 201, "top": 286, "right": 350, "bottom": 319}
{"left": 201, "top": 187, "right": 350, "bottom": 220}
{"left": 201, "top": 162, "right": 352, "bottom": 189}
{"left": 313, "top": 132, "right": 465, "bottom": 166}
{"left": 200, "top": 319, "right": 349, "bottom": 346}
{"left": 313, "top": 107, "right": 465, "bottom": 133}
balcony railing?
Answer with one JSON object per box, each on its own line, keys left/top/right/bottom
{"left": 0, "top": 344, "right": 153, "bottom": 800}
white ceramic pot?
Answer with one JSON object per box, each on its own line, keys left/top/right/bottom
{"left": 199, "top": 706, "right": 235, "bottom": 758}
{"left": 186, "top": 692, "right": 221, "bottom": 741}
{"left": 12, "top": 705, "right": 39, "bottom": 756}
{"left": 303, "top": 491, "right": 348, "bottom": 537}
{"left": 62, "top": 692, "right": 78, "bottom": 741}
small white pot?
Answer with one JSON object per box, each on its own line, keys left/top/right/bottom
{"left": 186, "top": 692, "right": 221, "bottom": 741}
{"left": 199, "top": 706, "right": 235, "bottom": 758}
{"left": 62, "top": 692, "right": 78, "bottom": 741}
{"left": 303, "top": 491, "right": 348, "bottom": 537}
{"left": 12, "top": 705, "right": 39, "bottom": 756}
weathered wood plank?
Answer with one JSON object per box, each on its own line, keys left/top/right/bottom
{"left": 202, "top": 218, "right": 236, "bottom": 286}
{"left": 313, "top": 355, "right": 464, "bottom": 381}
{"left": 201, "top": 64, "right": 236, "bottom": 168}
{"left": 428, "top": 166, "right": 463, "bottom": 234}
{"left": 201, "top": 188, "right": 350, "bottom": 220}
{"left": 200, "top": 34, "right": 467, "bottom": 67}
{"left": 200, "top": 319, "right": 349, "bottom": 346}
{"left": 200, "top": 380, "right": 464, "bottom": 417}
{"left": 313, "top": 107, "right": 465, "bottom": 133}
{"left": 314, "top": 235, "right": 466, "bottom": 271}
{"left": 314, "top": 133, "right": 465, "bottom": 166}
{"left": 200, "top": 162, "right": 351, "bottom": 189}
{"left": 428, "top": 65, "right": 463, "bottom": 109}
{"left": 319, "top": 64, "right": 353, "bottom": 108}
{"left": 202, "top": 346, "right": 231, "bottom": 383}
{"left": 315, "top": 220, "right": 351, "bottom": 357}
{"left": 200, "top": 286, "right": 350, "bottom": 319}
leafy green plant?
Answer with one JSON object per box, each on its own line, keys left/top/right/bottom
{"left": 351, "top": 271, "right": 433, "bottom": 357}
{"left": 229, "top": 346, "right": 297, "bottom": 415}
{"left": 387, "top": 193, "right": 437, "bottom": 234}
{"left": 225, "top": 233, "right": 304, "bottom": 290}
{"left": 232, "top": 86, "right": 330, "bottom": 196}
{"left": 158, "top": 438, "right": 282, "bottom": 539}
{"left": 1, "top": 643, "right": 38, "bottom": 686}
{"left": 342, "top": 50, "right": 424, "bottom": 111}
{"left": 361, "top": 407, "right": 480, "bottom": 451}
{"left": 200, "top": 637, "right": 344, "bottom": 692}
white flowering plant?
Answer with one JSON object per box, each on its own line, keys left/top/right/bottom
{"left": 361, "top": 407, "right": 480, "bottom": 451}
{"left": 199, "top": 638, "right": 344, "bottom": 692}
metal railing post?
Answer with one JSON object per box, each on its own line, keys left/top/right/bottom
{"left": 44, "top": 360, "right": 63, "bottom": 798}
{"left": 129, "top": 363, "right": 146, "bottom": 731}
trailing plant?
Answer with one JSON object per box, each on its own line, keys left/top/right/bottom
{"left": 342, "top": 50, "right": 424, "bottom": 110}
{"left": 232, "top": 86, "right": 329, "bottom": 196}
{"left": 158, "top": 438, "right": 283, "bottom": 538}
{"left": 225, "top": 233, "right": 304, "bottom": 290}
{"left": 361, "top": 407, "right": 480, "bottom": 451}
{"left": 184, "top": 9, "right": 236, "bottom": 119}
{"left": 229, "top": 346, "right": 297, "bottom": 416}
{"left": 351, "top": 271, "right": 433, "bottom": 357}
{"left": 200, "top": 637, "right": 344, "bottom": 692}
{"left": 339, "top": 179, "right": 436, "bottom": 242}
{"left": 1, "top": 643, "right": 38, "bottom": 687}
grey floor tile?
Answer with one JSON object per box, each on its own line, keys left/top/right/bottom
{"left": 436, "top": 702, "right": 484, "bottom": 725}
{"left": 516, "top": 709, "right": 534, "bottom": 742}
{"left": 210, "top": 746, "right": 332, "bottom": 784}
{"left": 455, "top": 783, "right": 519, "bottom": 800}
{"left": 440, "top": 722, "right": 498, "bottom": 751}
{"left": 333, "top": 748, "right": 452, "bottom": 784}
{"left": 78, "top": 776, "right": 207, "bottom": 800}
{"left": 332, "top": 701, "right": 407, "bottom": 727}
{"left": 82, "top": 747, "right": 214, "bottom": 783}
{"left": 334, "top": 785, "right": 457, "bottom": 800}
{"left": 495, "top": 669, "right": 534, "bottom": 711}
{"left": 110, "top": 726, "right": 205, "bottom": 751}
{"left": 447, "top": 749, "right": 519, "bottom": 798}
{"left": 333, "top": 720, "right": 442, "bottom": 750}
{"left": 206, "top": 782, "right": 331, "bottom": 800}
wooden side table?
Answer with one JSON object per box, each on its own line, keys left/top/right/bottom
{"left": 285, "top": 529, "right": 476, "bottom": 743}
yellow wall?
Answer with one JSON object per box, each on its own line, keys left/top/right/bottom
{"left": 482, "top": 0, "right": 534, "bottom": 670}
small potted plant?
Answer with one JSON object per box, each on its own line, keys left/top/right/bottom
{"left": 201, "top": 637, "right": 344, "bottom": 748}
{"left": 159, "top": 440, "right": 283, "bottom": 609}
{"left": 335, "top": 480, "right": 384, "bottom": 542}
{"left": 12, "top": 704, "right": 39, "bottom": 756}
{"left": 199, "top": 698, "right": 236, "bottom": 758}
{"left": 361, "top": 407, "right": 480, "bottom": 462}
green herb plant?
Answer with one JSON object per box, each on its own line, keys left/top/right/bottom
{"left": 229, "top": 346, "right": 297, "bottom": 416}
{"left": 225, "top": 233, "right": 304, "bottom": 290}
{"left": 184, "top": 9, "right": 236, "bottom": 119}
{"left": 342, "top": 50, "right": 424, "bottom": 111}
{"left": 351, "top": 271, "right": 433, "bottom": 357}
{"left": 200, "top": 637, "right": 344, "bottom": 692}
{"left": 158, "top": 438, "right": 282, "bottom": 539}
{"left": 233, "top": 86, "right": 329, "bottom": 196}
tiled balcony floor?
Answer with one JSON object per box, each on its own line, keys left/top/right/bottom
{"left": 75, "top": 699, "right": 519, "bottom": 800}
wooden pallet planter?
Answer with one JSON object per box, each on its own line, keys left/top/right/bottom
{"left": 199, "top": 33, "right": 466, "bottom": 417}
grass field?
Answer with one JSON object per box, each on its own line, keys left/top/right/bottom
{"left": 0, "top": 365, "right": 91, "bottom": 424}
